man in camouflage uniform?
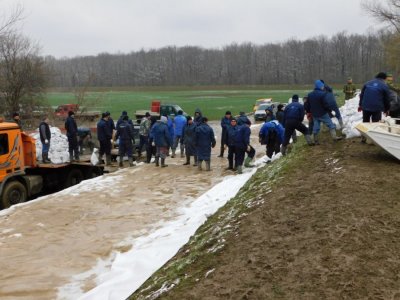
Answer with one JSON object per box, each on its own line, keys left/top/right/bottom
{"left": 387, "top": 73, "right": 400, "bottom": 120}
{"left": 343, "top": 77, "right": 356, "bottom": 100}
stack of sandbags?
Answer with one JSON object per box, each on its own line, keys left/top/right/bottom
{"left": 30, "top": 127, "right": 70, "bottom": 164}
{"left": 339, "top": 94, "right": 363, "bottom": 138}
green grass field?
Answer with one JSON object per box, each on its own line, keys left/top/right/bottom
{"left": 45, "top": 85, "right": 347, "bottom": 121}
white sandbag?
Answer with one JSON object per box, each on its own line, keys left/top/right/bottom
{"left": 90, "top": 148, "right": 99, "bottom": 166}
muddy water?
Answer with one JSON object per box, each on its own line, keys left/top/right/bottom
{"left": 0, "top": 122, "right": 266, "bottom": 300}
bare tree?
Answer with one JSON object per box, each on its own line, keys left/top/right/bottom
{"left": 362, "top": 0, "right": 400, "bottom": 34}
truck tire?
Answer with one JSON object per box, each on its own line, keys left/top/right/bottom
{"left": 84, "top": 167, "right": 102, "bottom": 179}
{"left": 1, "top": 181, "right": 27, "bottom": 209}
{"left": 64, "top": 169, "right": 84, "bottom": 188}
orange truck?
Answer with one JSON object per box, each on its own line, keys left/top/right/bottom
{"left": 0, "top": 120, "right": 104, "bottom": 209}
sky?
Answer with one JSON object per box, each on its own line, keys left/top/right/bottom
{"left": 0, "top": 0, "right": 377, "bottom": 58}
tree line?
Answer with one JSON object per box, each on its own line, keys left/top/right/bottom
{"left": 45, "top": 32, "right": 388, "bottom": 88}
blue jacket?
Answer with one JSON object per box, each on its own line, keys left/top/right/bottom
{"left": 220, "top": 116, "right": 232, "bottom": 144}
{"left": 237, "top": 114, "right": 250, "bottom": 126}
{"left": 226, "top": 125, "right": 239, "bottom": 146}
{"left": 360, "top": 78, "right": 391, "bottom": 112}
{"left": 167, "top": 117, "right": 174, "bottom": 139}
{"left": 107, "top": 117, "right": 116, "bottom": 132}
{"left": 234, "top": 125, "right": 251, "bottom": 150}
{"left": 195, "top": 123, "right": 216, "bottom": 160}
{"left": 173, "top": 115, "right": 187, "bottom": 137}
{"left": 283, "top": 102, "right": 305, "bottom": 125}
{"left": 97, "top": 118, "right": 112, "bottom": 142}
{"left": 183, "top": 122, "right": 196, "bottom": 146}
{"left": 116, "top": 116, "right": 133, "bottom": 129}
{"left": 152, "top": 121, "right": 172, "bottom": 147}
{"left": 65, "top": 116, "right": 78, "bottom": 137}
{"left": 307, "top": 89, "right": 330, "bottom": 118}
{"left": 115, "top": 120, "right": 135, "bottom": 143}
{"left": 259, "top": 120, "right": 285, "bottom": 144}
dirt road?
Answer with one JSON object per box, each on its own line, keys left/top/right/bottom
{"left": 133, "top": 134, "right": 400, "bottom": 299}
{"left": 0, "top": 122, "right": 265, "bottom": 300}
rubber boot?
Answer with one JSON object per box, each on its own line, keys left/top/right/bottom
{"left": 244, "top": 157, "right": 254, "bottom": 167}
{"left": 180, "top": 146, "right": 185, "bottom": 158}
{"left": 338, "top": 119, "right": 344, "bottom": 130}
{"left": 330, "top": 129, "right": 343, "bottom": 141}
{"left": 205, "top": 160, "right": 211, "bottom": 171}
{"left": 225, "top": 160, "right": 233, "bottom": 170}
{"left": 237, "top": 165, "right": 243, "bottom": 174}
{"left": 183, "top": 155, "right": 190, "bottom": 165}
{"left": 193, "top": 156, "right": 198, "bottom": 166}
{"left": 155, "top": 156, "right": 160, "bottom": 167}
{"left": 106, "top": 154, "right": 112, "bottom": 166}
{"left": 281, "top": 145, "right": 287, "bottom": 156}
{"left": 69, "top": 153, "right": 74, "bottom": 162}
{"left": 305, "top": 134, "right": 315, "bottom": 146}
{"left": 161, "top": 158, "right": 168, "bottom": 168}
{"left": 45, "top": 153, "right": 52, "bottom": 163}
{"left": 119, "top": 157, "right": 123, "bottom": 167}
{"left": 42, "top": 153, "right": 50, "bottom": 164}
{"left": 218, "top": 148, "right": 224, "bottom": 158}
{"left": 74, "top": 154, "right": 80, "bottom": 162}
{"left": 171, "top": 150, "right": 175, "bottom": 158}
{"left": 129, "top": 157, "right": 134, "bottom": 167}
{"left": 313, "top": 134, "right": 320, "bottom": 145}
{"left": 198, "top": 160, "right": 203, "bottom": 170}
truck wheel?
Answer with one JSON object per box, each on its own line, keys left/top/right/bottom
{"left": 64, "top": 169, "right": 84, "bottom": 188}
{"left": 1, "top": 181, "right": 27, "bottom": 209}
{"left": 84, "top": 167, "right": 101, "bottom": 179}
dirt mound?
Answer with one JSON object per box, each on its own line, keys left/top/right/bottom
{"left": 131, "top": 135, "right": 400, "bottom": 299}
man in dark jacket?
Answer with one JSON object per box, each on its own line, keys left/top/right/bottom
{"left": 115, "top": 115, "right": 135, "bottom": 167}
{"left": 151, "top": 116, "right": 172, "bottom": 167}
{"left": 97, "top": 112, "right": 113, "bottom": 165}
{"left": 234, "top": 119, "right": 251, "bottom": 174}
{"left": 39, "top": 116, "right": 51, "bottom": 163}
{"left": 218, "top": 111, "right": 232, "bottom": 158}
{"left": 182, "top": 116, "right": 197, "bottom": 166}
{"left": 193, "top": 108, "right": 203, "bottom": 126}
{"left": 359, "top": 72, "right": 391, "bottom": 123}
{"left": 116, "top": 111, "right": 133, "bottom": 128}
{"left": 307, "top": 80, "right": 342, "bottom": 144}
{"left": 195, "top": 117, "right": 216, "bottom": 171}
{"left": 225, "top": 118, "right": 239, "bottom": 170}
{"left": 105, "top": 111, "right": 115, "bottom": 137}
{"left": 237, "top": 112, "right": 251, "bottom": 126}
{"left": 65, "top": 111, "right": 80, "bottom": 161}
{"left": 281, "top": 94, "right": 314, "bottom": 155}
{"left": 259, "top": 119, "right": 285, "bottom": 162}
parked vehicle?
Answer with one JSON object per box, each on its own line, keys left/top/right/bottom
{"left": 54, "top": 104, "right": 101, "bottom": 121}
{"left": 254, "top": 102, "right": 281, "bottom": 121}
{"left": 135, "top": 101, "right": 187, "bottom": 120}
{"left": 253, "top": 98, "right": 272, "bottom": 112}
{"left": 0, "top": 120, "right": 104, "bottom": 209}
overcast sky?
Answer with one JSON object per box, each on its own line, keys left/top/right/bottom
{"left": 0, "top": 0, "right": 377, "bottom": 58}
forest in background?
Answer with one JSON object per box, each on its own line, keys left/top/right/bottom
{"left": 44, "top": 32, "right": 389, "bottom": 88}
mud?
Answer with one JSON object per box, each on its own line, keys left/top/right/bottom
{"left": 153, "top": 136, "right": 400, "bottom": 300}
{"left": 0, "top": 121, "right": 266, "bottom": 300}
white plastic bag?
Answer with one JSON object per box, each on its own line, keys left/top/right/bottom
{"left": 90, "top": 148, "right": 99, "bottom": 165}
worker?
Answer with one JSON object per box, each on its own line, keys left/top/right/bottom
{"left": 182, "top": 116, "right": 197, "bottom": 166}
{"left": 225, "top": 118, "right": 239, "bottom": 171}
{"left": 146, "top": 116, "right": 158, "bottom": 163}
{"left": 322, "top": 80, "right": 344, "bottom": 129}
{"left": 308, "top": 80, "right": 342, "bottom": 144}
{"left": 193, "top": 108, "right": 203, "bottom": 126}
{"left": 343, "top": 77, "right": 357, "bottom": 100}
{"left": 234, "top": 118, "right": 252, "bottom": 174}
{"left": 97, "top": 112, "right": 113, "bottom": 165}
{"left": 387, "top": 73, "right": 400, "bottom": 120}
{"left": 78, "top": 127, "right": 94, "bottom": 155}
{"left": 39, "top": 116, "right": 51, "bottom": 164}
{"left": 359, "top": 72, "right": 391, "bottom": 141}
{"left": 237, "top": 112, "right": 251, "bottom": 126}
{"left": 138, "top": 112, "right": 151, "bottom": 158}
{"left": 65, "top": 111, "right": 80, "bottom": 161}
{"left": 151, "top": 116, "right": 172, "bottom": 167}
{"left": 172, "top": 110, "right": 187, "bottom": 158}
{"left": 259, "top": 119, "right": 285, "bottom": 162}
{"left": 12, "top": 112, "right": 22, "bottom": 130}
{"left": 105, "top": 111, "right": 115, "bottom": 138}
{"left": 115, "top": 115, "right": 135, "bottom": 167}
{"left": 195, "top": 117, "right": 216, "bottom": 171}
{"left": 281, "top": 94, "right": 314, "bottom": 155}
{"left": 218, "top": 111, "right": 232, "bottom": 158}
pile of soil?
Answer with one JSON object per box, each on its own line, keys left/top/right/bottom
{"left": 132, "top": 135, "right": 400, "bottom": 299}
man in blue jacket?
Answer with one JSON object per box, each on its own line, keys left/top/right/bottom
{"left": 172, "top": 110, "right": 187, "bottom": 158}
{"left": 225, "top": 118, "right": 239, "bottom": 170}
{"left": 182, "top": 116, "right": 197, "bottom": 166}
{"left": 235, "top": 119, "right": 252, "bottom": 173}
{"left": 115, "top": 115, "right": 135, "bottom": 167}
{"left": 97, "top": 112, "right": 113, "bottom": 165}
{"left": 307, "top": 80, "right": 342, "bottom": 144}
{"left": 281, "top": 94, "right": 314, "bottom": 155}
{"left": 65, "top": 111, "right": 80, "bottom": 161}
{"left": 195, "top": 117, "right": 216, "bottom": 171}
{"left": 359, "top": 72, "right": 391, "bottom": 123}
{"left": 218, "top": 111, "right": 232, "bottom": 158}
{"left": 151, "top": 116, "right": 172, "bottom": 167}
{"left": 259, "top": 119, "right": 285, "bottom": 162}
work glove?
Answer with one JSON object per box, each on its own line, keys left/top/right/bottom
{"left": 45, "top": 139, "right": 49, "bottom": 144}
{"left": 357, "top": 106, "right": 362, "bottom": 112}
